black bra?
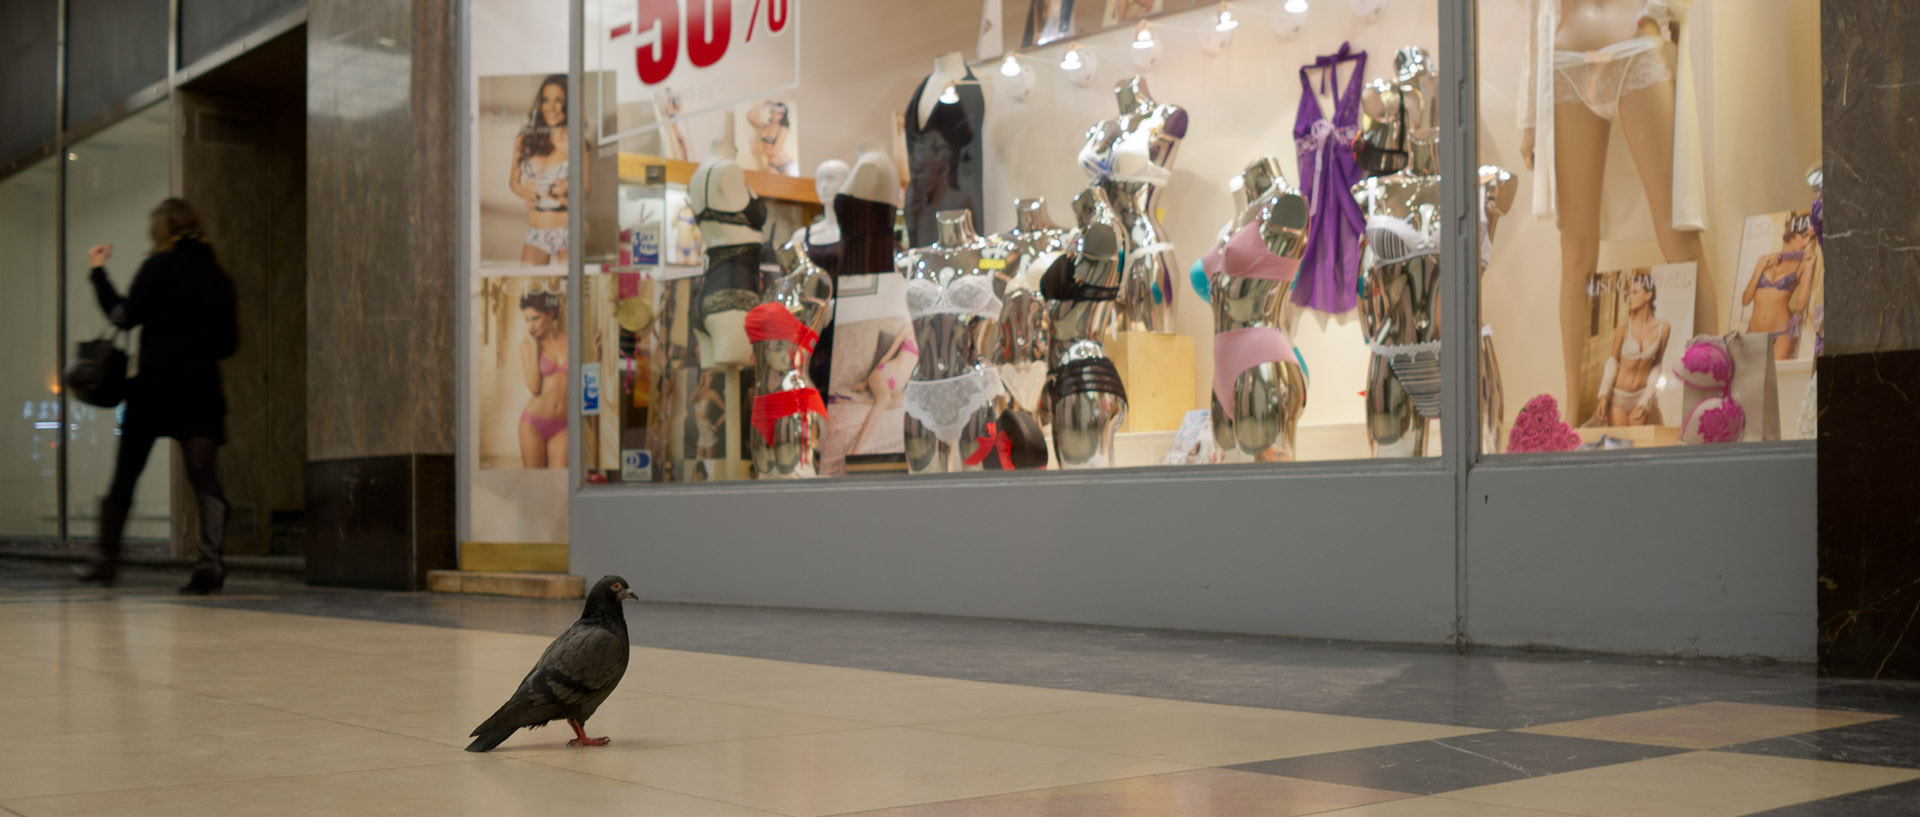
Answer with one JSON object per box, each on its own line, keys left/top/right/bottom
{"left": 1049, "top": 358, "right": 1128, "bottom": 402}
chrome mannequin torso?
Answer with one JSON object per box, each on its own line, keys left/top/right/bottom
{"left": 1047, "top": 188, "right": 1128, "bottom": 468}
{"left": 984, "top": 198, "right": 1068, "bottom": 419}
{"left": 899, "top": 210, "right": 1000, "bottom": 474}
{"left": 750, "top": 246, "right": 834, "bottom": 479}
{"left": 1353, "top": 49, "right": 1518, "bottom": 457}
{"left": 1209, "top": 159, "right": 1311, "bottom": 462}
{"left": 1079, "top": 77, "right": 1187, "bottom": 333}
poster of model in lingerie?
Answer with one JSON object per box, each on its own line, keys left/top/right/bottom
{"left": 1021, "top": 0, "right": 1078, "bottom": 47}
{"left": 1576, "top": 263, "right": 1696, "bottom": 435}
{"left": 820, "top": 273, "right": 918, "bottom": 476}
{"left": 1730, "top": 211, "right": 1822, "bottom": 363}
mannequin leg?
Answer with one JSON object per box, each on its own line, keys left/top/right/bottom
{"left": 1553, "top": 102, "right": 1612, "bottom": 410}
{"left": 1617, "top": 79, "right": 1711, "bottom": 329}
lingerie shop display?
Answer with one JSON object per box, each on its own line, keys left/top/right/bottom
{"left": 1351, "top": 47, "right": 1515, "bottom": 458}
{"left": 748, "top": 244, "right": 834, "bottom": 479}
{"left": 1198, "top": 157, "right": 1312, "bottom": 462}
{"left": 690, "top": 145, "right": 771, "bottom": 370}
{"left": 1292, "top": 42, "right": 1368, "bottom": 316}
{"left": 984, "top": 198, "right": 1071, "bottom": 432}
{"left": 808, "top": 177, "right": 903, "bottom": 395}
{"left": 905, "top": 52, "right": 986, "bottom": 248}
{"left": 1077, "top": 76, "right": 1187, "bottom": 333}
{"left": 1675, "top": 332, "right": 1779, "bottom": 445}
{"left": 1045, "top": 188, "right": 1130, "bottom": 469}
{"left": 899, "top": 210, "right": 1005, "bottom": 475}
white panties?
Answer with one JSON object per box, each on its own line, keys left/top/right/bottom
{"left": 1553, "top": 35, "right": 1675, "bottom": 122}
{"left": 904, "top": 367, "right": 1004, "bottom": 445}
{"left": 998, "top": 361, "right": 1049, "bottom": 413}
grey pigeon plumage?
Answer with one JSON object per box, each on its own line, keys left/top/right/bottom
{"left": 466, "top": 575, "right": 638, "bottom": 752}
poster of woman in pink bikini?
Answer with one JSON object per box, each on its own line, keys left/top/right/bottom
{"left": 478, "top": 275, "right": 570, "bottom": 469}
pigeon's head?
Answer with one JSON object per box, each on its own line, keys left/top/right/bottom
{"left": 591, "top": 575, "right": 639, "bottom": 603}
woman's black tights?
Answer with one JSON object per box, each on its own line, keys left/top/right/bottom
{"left": 99, "top": 431, "right": 224, "bottom": 555}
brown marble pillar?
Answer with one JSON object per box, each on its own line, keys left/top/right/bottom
{"left": 1816, "top": 0, "right": 1920, "bottom": 678}
{"left": 304, "top": 0, "right": 456, "bottom": 589}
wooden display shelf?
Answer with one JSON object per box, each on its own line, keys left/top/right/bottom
{"left": 617, "top": 153, "right": 819, "bottom": 204}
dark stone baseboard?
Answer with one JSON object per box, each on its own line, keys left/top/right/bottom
{"left": 1818, "top": 350, "right": 1920, "bottom": 678}
{"left": 304, "top": 453, "right": 454, "bottom": 591}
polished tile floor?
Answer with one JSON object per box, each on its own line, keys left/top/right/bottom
{"left": 4, "top": 561, "right": 1920, "bottom": 816}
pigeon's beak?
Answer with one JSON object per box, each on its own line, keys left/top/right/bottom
{"left": 617, "top": 588, "right": 638, "bottom": 601}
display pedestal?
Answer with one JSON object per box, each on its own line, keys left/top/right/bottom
{"left": 1108, "top": 330, "right": 1196, "bottom": 432}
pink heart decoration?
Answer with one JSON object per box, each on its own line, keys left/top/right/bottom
{"left": 1506, "top": 394, "right": 1583, "bottom": 453}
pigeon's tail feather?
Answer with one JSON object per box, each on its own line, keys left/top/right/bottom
{"left": 465, "top": 728, "right": 516, "bottom": 753}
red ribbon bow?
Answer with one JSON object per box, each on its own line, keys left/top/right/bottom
{"left": 964, "top": 422, "right": 1015, "bottom": 470}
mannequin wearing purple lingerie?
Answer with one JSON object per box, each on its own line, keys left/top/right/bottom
{"left": 1202, "top": 158, "right": 1311, "bottom": 462}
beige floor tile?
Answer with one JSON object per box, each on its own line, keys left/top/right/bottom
{"left": 839, "top": 768, "right": 1411, "bottom": 817}
{"left": 1312, "top": 796, "right": 1586, "bottom": 816}
{"left": 524, "top": 726, "right": 1194, "bottom": 817}
{"left": 1442, "top": 750, "right": 1920, "bottom": 817}
{"left": 0, "top": 758, "right": 783, "bottom": 817}
{"left": 0, "top": 712, "right": 480, "bottom": 800}
{"left": 0, "top": 687, "right": 298, "bottom": 738}
{"left": 348, "top": 691, "right": 874, "bottom": 751}
{"left": 687, "top": 677, "right": 1155, "bottom": 725}
{"left": 0, "top": 657, "right": 172, "bottom": 700}
{"left": 922, "top": 700, "right": 1487, "bottom": 767}
{"left": 611, "top": 651, "right": 925, "bottom": 697}
{"left": 1516, "top": 701, "right": 1897, "bottom": 749}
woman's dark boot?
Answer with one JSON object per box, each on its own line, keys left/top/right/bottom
{"left": 179, "top": 495, "right": 227, "bottom": 595}
{"left": 73, "top": 499, "right": 127, "bottom": 587}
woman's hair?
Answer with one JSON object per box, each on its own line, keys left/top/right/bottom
{"left": 519, "top": 290, "right": 561, "bottom": 316}
{"left": 1629, "top": 271, "right": 1656, "bottom": 305}
{"left": 759, "top": 101, "right": 790, "bottom": 129}
{"left": 515, "top": 74, "right": 568, "bottom": 169}
{"left": 1783, "top": 212, "right": 1814, "bottom": 241}
{"left": 149, "top": 198, "right": 206, "bottom": 254}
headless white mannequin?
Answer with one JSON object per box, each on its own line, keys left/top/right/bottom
{"left": 917, "top": 52, "right": 971, "bottom": 131}
{"left": 845, "top": 139, "right": 900, "bottom": 205}
{"left": 690, "top": 139, "right": 760, "bottom": 368}
{"left": 790, "top": 159, "right": 851, "bottom": 250}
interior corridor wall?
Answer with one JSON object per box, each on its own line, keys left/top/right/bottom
{"left": 0, "top": 161, "right": 60, "bottom": 539}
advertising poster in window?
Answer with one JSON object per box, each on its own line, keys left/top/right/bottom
{"left": 1730, "top": 211, "right": 1822, "bottom": 363}
{"left": 1575, "top": 263, "right": 1697, "bottom": 441}
{"left": 820, "top": 273, "right": 917, "bottom": 476}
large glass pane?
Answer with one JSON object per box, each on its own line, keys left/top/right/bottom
{"left": 0, "top": 160, "right": 60, "bottom": 540}
{"left": 1479, "top": 0, "right": 1822, "bottom": 453}
{"left": 564, "top": 0, "right": 1448, "bottom": 486}
{"left": 65, "top": 102, "right": 173, "bottom": 542}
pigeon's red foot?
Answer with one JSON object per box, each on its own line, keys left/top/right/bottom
{"left": 566, "top": 718, "right": 610, "bottom": 747}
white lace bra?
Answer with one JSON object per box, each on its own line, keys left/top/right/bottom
{"left": 907, "top": 273, "right": 1002, "bottom": 320}
{"left": 1078, "top": 124, "right": 1174, "bottom": 187}
{"left": 1363, "top": 216, "right": 1437, "bottom": 266}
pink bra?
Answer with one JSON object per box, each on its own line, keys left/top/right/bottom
{"left": 538, "top": 355, "right": 567, "bottom": 376}
{"left": 1204, "top": 220, "right": 1301, "bottom": 282}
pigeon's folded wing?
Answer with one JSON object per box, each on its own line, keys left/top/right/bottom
{"left": 471, "top": 624, "right": 630, "bottom": 735}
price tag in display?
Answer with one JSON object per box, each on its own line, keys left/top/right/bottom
{"left": 612, "top": 0, "right": 799, "bottom": 123}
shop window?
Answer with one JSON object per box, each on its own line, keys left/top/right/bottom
{"left": 0, "top": 160, "right": 60, "bottom": 539}
{"left": 1480, "top": 0, "right": 1822, "bottom": 454}
{"left": 64, "top": 102, "right": 174, "bottom": 541}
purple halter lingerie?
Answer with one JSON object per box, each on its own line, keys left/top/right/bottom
{"left": 1292, "top": 42, "right": 1368, "bottom": 315}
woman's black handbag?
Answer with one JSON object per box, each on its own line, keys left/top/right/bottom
{"left": 65, "top": 328, "right": 128, "bottom": 408}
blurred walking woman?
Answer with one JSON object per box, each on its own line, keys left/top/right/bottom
{"left": 75, "top": 198, "right": 238, "bottom": 594}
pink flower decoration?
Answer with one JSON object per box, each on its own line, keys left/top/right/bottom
{"left": 1507, "top": 394, "right": 1582, "bottom": 453}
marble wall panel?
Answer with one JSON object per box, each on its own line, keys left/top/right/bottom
{"left": 307, "top": 0, "right": 456, "bottom": 460}
{"left": 1821, "top": 0, "right": 1920, "bottom": 355}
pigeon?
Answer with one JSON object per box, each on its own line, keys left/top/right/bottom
{"left": 466, "top": 575, "right": 638, "bottom": 752}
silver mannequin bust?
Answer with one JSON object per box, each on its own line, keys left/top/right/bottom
{"left": 1077, "top": 76, "right": 1187, "bottom": 334}
{"left": 899, "top": 210, "right": 1002, "bottom": 474}
{"left": 749, "top": 243, "right": 834, "bottom": 478}
{"left": 1352, "top": 47, "right": 1514, "bottom": 457}
{"left": 1208, "top": 157, "right": 1311, "bottom": 462}
{"left": 1047, "top": 188, "right": 1128, "bottom": 468}
{"left": 984, "top": 198, "right": 1069, "bottom": 422}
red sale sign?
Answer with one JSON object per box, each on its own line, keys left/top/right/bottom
{"left": 601, "top": 0, "right": 799, "bottom": 126}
